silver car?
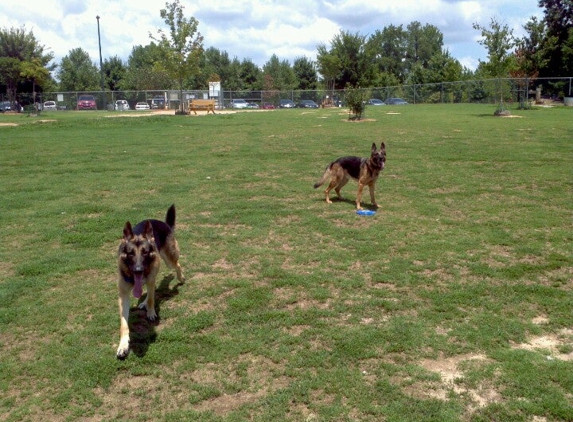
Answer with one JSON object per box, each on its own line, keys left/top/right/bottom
{"left": 43, "top": 101, "right": 57, "bottom": 111}
{"left": 114, "top": 100, "right": 130, "bottom": 110}
{"left": 230, "top": 99, "right": 249, "bottom": 109}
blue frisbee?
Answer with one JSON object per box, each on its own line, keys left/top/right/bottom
{"left": 356, "top": 209, "right": 376, "bottom": 216}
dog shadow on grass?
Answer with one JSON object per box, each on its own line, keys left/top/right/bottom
{"left": 128, "top": 274, "right": 183, "bottom": 358}
{"left": 316, "top": 197, "right": 378, "bottom": 210}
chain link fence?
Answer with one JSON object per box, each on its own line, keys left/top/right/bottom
{"left": 2, "top": 77, "right": 571, "bottom": 112}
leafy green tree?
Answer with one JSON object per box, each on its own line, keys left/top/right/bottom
{"left": 293, "top": 56, "right": 317, "bottom": 90}
{"left": 515, "top": 16, "right": 548, "bottom": 77}
{"left": 240, "top": 58, "right": 261, "bottom": 91}
{"left": 57, "top": 48, "right": 99, "bottom": 91}
{"left": 103, "top": 55, "right": 126, "bottom": 91}
{"left": 151, "top": 0, "right": 203, "bottom": 113}
{"left": 262, "top": 54, "right": 297, "bottom": 91}
{"left": 225, "top": 57, "right": 243, "bottom": 91}
{"left": 473, "top": 17, "right": 516, "bottom": 78}
{"left": 366, "top": 25, "right": 408, "bottom": 83}
{"left": 262, "top": 54, "right": 285, "bottom": 89}
{"left": 538, "top": 0, "right": 573, "bottom": 77}
{"left": 405, "top": 22, "right": 444, "bottom": 70}
{"left": 200, "top": 47, "right": 247, "bottom": 91}
{"left": 473, "top": 17, "right": 517, "bottom": 112}
{"left": 123, "top": 43, "right": 172, "bottom": 90}
{"left": 20, "top": 58, "right": 50, "bottom": 110}
{"left": 325, "top": 30, "right": 371, "bottom": 88}
{"left": 0, "top": 26, "right": 54, "bottom": 104}
{"left": 316, "top": 44, "right": 341, "bottom": 91}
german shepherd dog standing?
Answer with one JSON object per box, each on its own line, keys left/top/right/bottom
{"left": 314, "top": 142, "right": 386, "bottom": 209}
{"left": 116, "top": 204, "right": 185, "bottom": 359}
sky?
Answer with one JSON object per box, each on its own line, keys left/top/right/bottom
{"left": 0, "top": 0, "right": 543, "bottom": 74}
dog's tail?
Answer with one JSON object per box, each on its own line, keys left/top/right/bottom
{"left": 313, "top": 164, "right": 331, "bottom": 189}
{"left": 165, "top": 204, "right": 176, "bottom": 229}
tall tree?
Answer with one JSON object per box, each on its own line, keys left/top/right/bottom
{"left": 333, "top": 31, "right": 369, "bottom": 88}
{"left": 515, "top": 16, "right": 548, "bottom": 78}
{"left": 317, "top": 31, "right": 370, "bottom": 89}
{"left": 57, "top": 48, "right": 99, "bottom": 91}
{"left": 123, "top": 43, "right": 172, "bottom": 90}
{"left": 151, "top": 0, "right": 204, "bottom": 113}
{"left": 262, "top": 54, "right": 283, "bottom": 90}
{"left": 405, "top": 22, "right": 443, "bottom": 70}
{"left": 201, "top": 47, "right": 235, "bottom": 90}
{"left": 366, "top": 25, "right": 408, "bottom": 83}
{"left": 0, "top": 26, "right": 54, "bottom": 104}
{"left": 239, "top": 58, "right": 261, "bottom": 91}
{"left": 473, "top": 17, "right": 516, "bottom": 78}
{"left": 20, "top": 57, "right": 49, "bottom": 110}
{"left": 293, "top": 56, "right": 317, "bottom": 90}
{"left": 103, "top": 55, "right": 126, "bottom": 91}
{"left": 538, "top": 0, "right": 573, "bottom": 77}
{"left": 262, "top": 54, "right": 297, "bottom": 91}
{"left": 225, "top": 57, "right": 243, "bottom": 91}
{"left": 474, "top": 17, "right": 517, "bottom": 112}
{"left": 316, "top": 43, "right": 341, "bottom": 91}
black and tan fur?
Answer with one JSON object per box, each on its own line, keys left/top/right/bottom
{"left": 314, "top": 142, "right": 386, "bottom": 209}
{"left": 116, "top": 204, "right": 185, "bottom": 359}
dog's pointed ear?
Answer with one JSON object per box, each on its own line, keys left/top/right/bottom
{"left": 123, "top": 222, "right": 133, "bottom": 240}
{"left": 143, "top": 220, "right": 154, "bottom": 239}
{"left": 380, "top": 142, "right": 386, "bottom": 151}
{"left": 371, "top": 142, "right": 377, "bottom": 153}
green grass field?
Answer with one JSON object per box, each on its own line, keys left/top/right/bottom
{"left": 0, "top": 104, "right": 572, "bottom": 421}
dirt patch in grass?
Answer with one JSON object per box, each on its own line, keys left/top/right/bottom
{"left": 415, "top": 353, "right": 500, "bottom": 409}
{"left": 512, "top": 328, "right": 573, "bottom": 361}
{"left": 192, "top": 354, "right": 290, "bottom": 416}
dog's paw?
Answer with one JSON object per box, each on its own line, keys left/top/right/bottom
{"left": 138, "top": 300, "right": 147, "bottom": 311}
{"left": 147, "top": 309, "right": 157, "bottom": 321}
{"left": 116, "top": 342, "right": 130, "bottom": 360}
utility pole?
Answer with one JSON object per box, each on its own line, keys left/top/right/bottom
{"left": 96, "top": 15, "right": 106, "bottom": 110}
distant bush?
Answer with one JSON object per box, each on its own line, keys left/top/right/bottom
{"left": 345, "top": 87, "right": 370, "bottom": 120}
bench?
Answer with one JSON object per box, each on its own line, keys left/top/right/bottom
{"left": 189, "top": 99, "right": 216, "bottom": 115}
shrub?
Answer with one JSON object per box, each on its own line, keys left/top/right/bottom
{"left": 345, "top": 87, "right": 370, "bottom": 120}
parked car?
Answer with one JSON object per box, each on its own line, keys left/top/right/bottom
{"left": 114, "top": 100, "right": 130, "bottom": 110}
{"left": 42, "top": 101, "right": 57, "bottom": 111}
{"left": 77, "top": 95, "right": 97, "bottom": 110}
{"left": 385, "top": 97, "right": 408, "bottom": 105}
{"left": 135, "top": 102, "right": 150, "bottom": 110}
{"left": 368, "top": 99, "right": 385, "bottom": 106}
{"left": 151, "top": 96, "right": 166, "bottom": 109}
{"left": 297, "top": 99, "right": 319, "bottom": 108}
{"left": 230, "top": 99, "right": 249, "bottom": 109}
{"left": 262, "top": 102, "right": 275, "bottom": 109}
{"left": 279, "top": 99, "right": 295, "bottom": 108}
{"left": 247, "top": 102, "right": 259, "bottom": 109}
{"left": 0, "top": 100, "right": 23, "bottom": 112}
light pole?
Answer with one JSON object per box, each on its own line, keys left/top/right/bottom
{"left": 96, "top": 15, "right": 105, "bottom": 110}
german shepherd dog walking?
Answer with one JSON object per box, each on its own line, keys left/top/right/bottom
{"left": 116, "top": 204, "right": 185, "bottom": 359}
{"left": 314, "top": 142, "right": 386, "bottom": 209}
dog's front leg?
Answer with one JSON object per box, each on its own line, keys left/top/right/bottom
{"left": 356, "top": 183, "right": 366, "bottom": 209}
{"left": 138, "top": 278, "right": 157, "bottom": 321}
{"left": 117, "top": 290, "right": 131, "bottom": 360}
{"left": 368, "top": 183, "right": 378, "bottom": 208}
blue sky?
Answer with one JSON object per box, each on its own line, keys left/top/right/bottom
{"left": 0, "top": 0, "right": 543, "bottom": 73}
